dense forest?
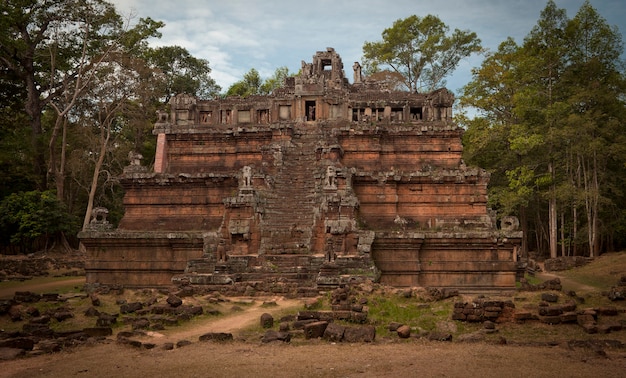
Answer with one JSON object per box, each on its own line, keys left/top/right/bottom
{"left": 1, "top": 0, "right": 624, "bottom": 259}
{"left": 458, "top": 1, "right": 626, "bottom": 258}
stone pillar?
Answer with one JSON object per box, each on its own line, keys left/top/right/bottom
{"left": 154, "top": 133, "right": 167, "bottom": 173}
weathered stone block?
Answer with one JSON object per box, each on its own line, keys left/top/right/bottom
{"left": 452, "top": 312, "right": 466, "bottom": 321}
{"left": 577, "top": 314, "right": 596, "bottom": 326}
{"left": 559, "top": 312, "right": 578, "bottom": 323}
{"left": 167, "top": 295, "right": 183, "bottom": 308}
{"left": 541, "top": 293, "right": 559, "bottom": 303}
{"left": 427, "top": 332, "right": 452, "bottom": 341}
{"left": 580, "top": 323, "right": 598, "bottom": 334}
{"left": 198, "top": 332, "right": 233, "bottom": 342}
{"left": 304, "top": 321, "right": 328, "bottom": 339}
{"left": 260, "top": 313, "right": 274, "bottom": 329}
{"left": 0, "top": 337, "right": 35, "bottom": 351}
{"left": 343, "top": 325, "right": 376, "bottom": 343}
{"left": 82, "top": 327, "right": 112, "bottom": 337}
{"left": 350, "top": 311, "right": 368, "bottom": 324}
{"left": 513, "top": 310, "right": 532, "bottom": 321}
{"left": 120, "top": 302, "right": 143, "bottom": 314}
{"left": 596, "top": 306, "right": 618, "bottom": 316}
{"left": 323, "top": 322, "right": 345, "bottom": 342}
{"left": 262, "top": 330, "right": 291, "bottom": 343}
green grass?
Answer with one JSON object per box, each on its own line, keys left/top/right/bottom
{"left": 366, "top": 294, "right": 455, "bottom": 335}
{"left": 557, "top": 251, "right": 626, "bottom": 291}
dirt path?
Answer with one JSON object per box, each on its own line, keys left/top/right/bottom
{"left": 536, "top": 271, "right": 597, "bottom": 292}
{"left": 534, "top": 265, "right": 597, "bottom": 293}
{"left": 151, "top": 297, "right": 302, "bottom": 343}
{"left": 0, "top": 277, "right": 85, "bottom": 299}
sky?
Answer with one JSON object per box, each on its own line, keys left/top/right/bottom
{"left": 109, "top": 0, "right": 626, "bottom": 96}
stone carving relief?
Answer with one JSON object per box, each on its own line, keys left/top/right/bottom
{"left": 325, "top": 166, "right": 337, "bottom": 189}
{"left": 124, "top": 151, "right": 147, "bottom": 173}
{"left": 353, "top": 62, "right": 362, "bottom": 83}
{"left": 500, "top": 216, "right": 520, "bottom": 231}
{"left": 156, "top": 110, "right": 169, "bottom": 123}
{"left": 87, "top": 207, "right": 112, "bottom": 231}
{"left": 241, "top": 166, "right": 253, "bottom": 189}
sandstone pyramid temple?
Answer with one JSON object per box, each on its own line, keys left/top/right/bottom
{"left": 80, "top": 48, "right": 522, "bottom": 293}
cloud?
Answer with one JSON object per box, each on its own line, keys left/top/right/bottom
{"left": 110, "top": 0, "right": 625, "bottom": 93}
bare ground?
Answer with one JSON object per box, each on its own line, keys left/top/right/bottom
{"left": 2, "top": 257, "right": 626, "bottom": 378}
{"left": 0, "top": 277, "right": 85, "bottom": 300}
{"left": 3, "top": 335, "right": 626, "bottom": 377}
{"left": 1, "top": 292, "right": 625, "bottom": 377}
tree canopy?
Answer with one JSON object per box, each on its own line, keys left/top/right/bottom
{"left": 459, "top": 0, "right": 626, "bottom": 257}
{"left": 362, "top": 14, "right": 482, "bottom": 92}
{"left": 0, "top": 0, "right": 220, "bottom": 252}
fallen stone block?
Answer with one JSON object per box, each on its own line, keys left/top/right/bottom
{"left": 198, "top": 332, "right": 233, "bottom": 342}
{"left": 120, "top": 302, "right": 143, "bottom": 314}
{"left": 427, "top": 332, "right": 452, "bottom": 342}
{"left": 513, "top": 310, "right": 533, "bottom": 321}
{"left": 343, "top": 325, "right": 375, "bottom": 343}
{"left": 559, "top": 312, "right": 578, "bottom": 323}
{"left": 167, "top": 295, "right": 183, "bottom": 308}
{"left": 304, "top": 321, "right": 328, "bottom": 339}
{"left": 82, "top": 327, "right": 112, "bottom": 337}
{"left": 176, "top": 340, "right": 192, "bottom": 348}
{"left": 596, "top": 306, "right": 618, "bottom": 316}
{"left": 323, "top": 322, "right": 345, "bottom": 342}
{"left": 0, "top": 337, "right": 35, "bottom": 351}
{"left": 260, "top": 313, "right": 274, "bottom": 329}
{"left": 261, "top": 330, "right": 291, "bottom": 343}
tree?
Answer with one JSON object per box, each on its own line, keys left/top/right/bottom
{"left": 460, "top": 0, "right": 626, "bottom": 257}
{"left": 1, "top": 0, "right": 119, "bottom": 190}
{"left": 459, "top": 38, "right": 536, "bottom": 256}
{"left": 143, "top": 45, "right": 221, "bottom": 102}
{"left": 515, "top": 0, "right": 570, "bottom": 259}
{"left": 260, "top": 66, "right": 290, "bottom": 95}
{"left": 0, "top": 190, "right": 79, "bottom": 253}
{"left": 362, "top": 15, "right": 482, "bottom": 92}
{"left": 0, "top": 0, "right": 164, "bottom": 198}
{"left": 0, "top": 70, "right": 34, "bottom": 198}
{"left": 559, "top": 1, "right": 626, "bottom": 256}
{"left": 226, "top": 68, "right": 262, "bottom": 97}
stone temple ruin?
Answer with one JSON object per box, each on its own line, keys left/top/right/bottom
{"left": 79, "top": 48, "right": 522, "bottom": 293}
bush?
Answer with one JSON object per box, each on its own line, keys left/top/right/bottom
{"left": 0, "top": 190, "right": 80, "bottom": 253}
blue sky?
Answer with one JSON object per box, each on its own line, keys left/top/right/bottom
{"left": 110, "top": 0, "right": 625, "bottom": 96}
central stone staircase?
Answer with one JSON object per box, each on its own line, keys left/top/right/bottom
{"left": 259, "top": 122, "right": 322, "bottom": 255}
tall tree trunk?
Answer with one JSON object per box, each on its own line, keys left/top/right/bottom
{"left": 548, "top": 162, "right": 558, "bottom": 258}
{"left": 573, "top": 206, "right": 578, "bottom": 256}
{"left": 560, "top": 211, "right": 566, "bottom": 256}
{"left": 590, "top": 151, "right": 599, "bottom": 256}
{"left": 581, "top": 153, "right": 599, "bottom": 257}
{"left": 49, "top": 116, "right": 69, "bottom": 201}
{"left": 520, "top": 205, "right": 528, "bottom": 258}
{"left": 83, "top": 113, "right": 113, "bottom": 231}
{"left": 25, "top": 74, "right": 47, "bottom": 190}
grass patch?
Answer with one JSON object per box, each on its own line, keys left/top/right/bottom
{"left": 557, "top": 251, "right": 626, "bottom": 291}
{"left": 366, "top": 294, "right": 455, "bottom": 335}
